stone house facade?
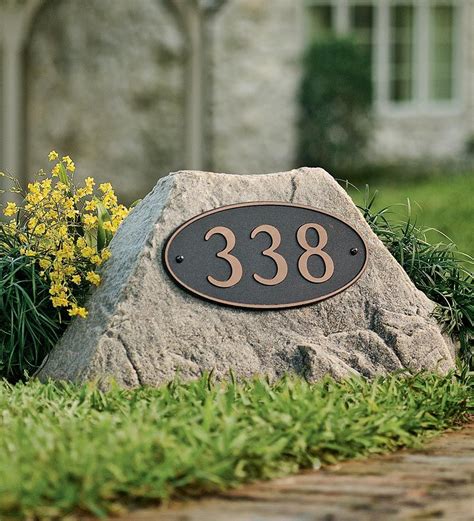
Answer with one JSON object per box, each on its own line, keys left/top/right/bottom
{"left": 1, "top": 0, "right": 473, "bottom": 202}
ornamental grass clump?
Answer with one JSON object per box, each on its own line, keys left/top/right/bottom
{"left": 0, "top": 152, "right": 130, "bottom": 381}
{"left": 357, "top": 190, "right": 473, "bottom": 367}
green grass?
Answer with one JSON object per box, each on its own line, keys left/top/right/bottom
{"left": 348, "top": 173, "right": 474, "bottom": 257}
{"left": 0, "top": 372, "right": 471, "bottom": 519}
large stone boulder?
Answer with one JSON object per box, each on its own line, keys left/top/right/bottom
{"left": 38, "top": 168, "right": 455, "bottom": 386}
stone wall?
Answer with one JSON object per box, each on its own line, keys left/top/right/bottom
{"left": 211, "top": 0, "right": 302, "bottom": 174}
{"left": 26, "top": 0, "right": 186, "bottom": 203}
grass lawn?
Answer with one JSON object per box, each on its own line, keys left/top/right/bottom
{"left": 347, "top": 172, "right": 474, "bottom": 259}
{"left": 0, "top": 372, "right": 471, "bottom": 519}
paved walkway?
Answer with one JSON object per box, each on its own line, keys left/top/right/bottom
{"left": 114, "top": 423, "right": 474, "bottom": 521}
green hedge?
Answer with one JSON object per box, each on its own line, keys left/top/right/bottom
{"left": 297, "top": 37, "right": 373, "bottom": 173}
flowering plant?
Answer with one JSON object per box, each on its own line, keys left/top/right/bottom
{"left": 1, "top": 151, "right": 129, "bottom": 318}
{"left": 0, "top": 152, "right": 130, "bottom": 380}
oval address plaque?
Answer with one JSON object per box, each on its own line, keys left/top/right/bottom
{"left": 164, "top": 202, "right": 368, "bottom": 309}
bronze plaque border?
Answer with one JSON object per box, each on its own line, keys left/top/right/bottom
{"left": 163, "top": 201, "right": 368, "bottom": 310}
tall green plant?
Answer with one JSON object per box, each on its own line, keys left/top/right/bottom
{"left": 297, "top": 37, "right": 373, "bottom": 173}
{"left": 0, "top": 228, "right": 65, "bottom": 381}
{"left": 358, "top": 191, "right": 473, "bottom": 366}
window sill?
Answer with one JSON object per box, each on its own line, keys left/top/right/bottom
{"left": 376, "top": 101, "right": 465, "bottom": 119}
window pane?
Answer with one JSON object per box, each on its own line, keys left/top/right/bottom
{"left": 430, "top": 4, "right": 455, "bottom": 100}
{"left": 350, "top": 4, "right": 374, "bottom": 63}
{"left": 306, "top": 5, "right": 334, "bottom": 40}
{"left": 389, "top": 4, "right": 415, "bottom": 102}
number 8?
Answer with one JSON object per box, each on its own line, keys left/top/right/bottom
{"left": 297, "top": 223, "right": 334, "bottom": 283}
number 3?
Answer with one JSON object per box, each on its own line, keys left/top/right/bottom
{"left": 250, "top": 225, "right": 288, "bottom": 285}
{"left": 204, "top": 226, "right": 243, "bottom": 288}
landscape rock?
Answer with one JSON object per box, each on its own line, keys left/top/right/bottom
{"left": 38, "top": 168, "right": 455, "bottom": 387}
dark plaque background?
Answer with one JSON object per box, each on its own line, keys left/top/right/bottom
{"left": 164, "top": 203, "right": 367, "bottom": 309}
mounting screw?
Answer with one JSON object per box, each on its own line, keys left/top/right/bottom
{"left": 175, "top": 255, "right": 184, "bottom": 263}
{"left": 350, "top": 248, "right": 358, "bottom": 256}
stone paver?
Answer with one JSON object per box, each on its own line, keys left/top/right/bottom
{"left": 110, "top": 422, "right": 474, "bottom": 521}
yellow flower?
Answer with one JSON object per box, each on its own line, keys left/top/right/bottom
{"left": 27, "top": 217, "right": 38, "bottom": 230}
{"left": 3, "top": 201, "right": 18, "bottom": 217}
{"left": 35, "top": 223, "right": 46, "bottom": 235}
{"left": 49, "top": 283, "right": 65, "bottom": 296}
{"left": 84, "top": 177, "right": 95, "bottom": 194}
{"left": 86, "top": 271, "right": 101, "bottom": 286}
{"left": 51, "top": 163, "right": 61, "bottom": 177}
{"left": 101, "top": 248, "right": 112, "bottom": 261}
{"left": 63, "top": 266, "right": 76, "bottom": 276}
{"left": 3, "top": 153, "right": 130, "bottom": 323}
{"left": 40, "top": 179, "right": 52, "bottom": 196}
{"left": 75, "top": 188, "right": 88, "bottom": 199}
{"left": 102, "top": 192, "right": 118, "bottom": 209}
{"left": 84, "top": 199, "right": 97, "bottom": 212}
{"left": 83, "top": 214, "right": 97, "bottom": 228}
{"left": 68, "top": 305, "right": 88, "bottom": 318}
{"left": 81, "top": 246, "right": 95, "bottom": 258}
{"left": 99, "top": 182, "right": 112, "bottom": 193}
{"left": 39, "top": 258, "right": 51, "bottom": 270}
{"left": 61, "top": 155, "right": 76, "bottom": 173}
{"left": 57, "top": 225, "right": 68, "bottom": 236}
{"left": 90, "top": 254, "right": 102, "bottom": 265}
{"left": 51, "top": 296, "right": 69, "bottom": 307}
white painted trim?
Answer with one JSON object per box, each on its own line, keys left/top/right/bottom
{"left": 335, "top": 0, "right": 349, "bottom": 35}
{"left": 375, "top": 0, "right": 389, "bottom": 111}
{"left": 377, "top": 101, "right": 465, "bottom": 119}
{"left": 416, "top": 1, "right": 430, "bottom": 103}
{"left": 452, "top": 0, "right": 464, "bottom": 105}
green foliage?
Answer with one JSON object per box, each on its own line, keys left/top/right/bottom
{"left": 0, "top": 372, "right": 471, "bottom": 519}
{"left": 357, "top": 189, "right": 473, "bottom": 366}
{"left": 349, "top": 172, "right": 474, "bottom": 258}
{"left": 297, "top": 37, "right": 373, "bottom": 172}
{"left": 0, "top": 228, "right": 66, "bottom": 382}
{"left": 0, "top": 155, "right": 129, "bottom": 382}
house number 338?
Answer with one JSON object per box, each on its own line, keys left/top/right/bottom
{"left": 204, "top": 223, "right": 334, "bottom": 288}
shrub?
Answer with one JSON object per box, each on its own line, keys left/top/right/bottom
{"left": 0, "top": 153, "right": 130, "bottom": 381}
{"left": 358, "top": 190, "right": 473, "bottom": 366}
{"left": 297, "top": 37, "right": 373, "bottom": 174}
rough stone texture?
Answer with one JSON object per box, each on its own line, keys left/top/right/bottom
{"left": 38, "top": 168, "right": 455, "bottom": 387}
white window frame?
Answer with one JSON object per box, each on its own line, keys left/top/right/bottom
{"left": 303, "top": 0, "right": 465, "bottom": 117}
